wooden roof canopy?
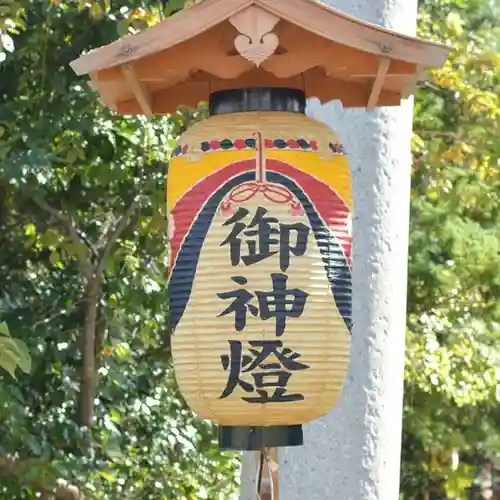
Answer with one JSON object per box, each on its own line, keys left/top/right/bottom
{"left": 70, "top": 0, "right": 451, "bottom": 115}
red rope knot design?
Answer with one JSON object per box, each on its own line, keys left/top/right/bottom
{"left": 220, "top": 132, "right": 305, "bottom": 217}
{"left": 229, "top": 181, "right": 293, "bottom": 204}
{"left": 221, "top": 181, "right": 304, "bottom": 216}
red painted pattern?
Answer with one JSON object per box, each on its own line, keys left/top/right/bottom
{"left": 170, "top": 160, "right": 254, "bottom": 269}
{"left": 170, "top": 159, "right": 352, "bottom": 269}
{"left": 266, "top": 159, "right": 352, "bottom": 264}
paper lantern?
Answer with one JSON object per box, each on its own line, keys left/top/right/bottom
{"left": 168, "top": 88, "right": 352, "bottom": 448}
{"left": 70, "top": 0, "right": 450, "bottom": 455}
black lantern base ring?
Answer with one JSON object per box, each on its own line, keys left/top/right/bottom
{"left": 218, "top": 424, "right": 303, "bottom": 451}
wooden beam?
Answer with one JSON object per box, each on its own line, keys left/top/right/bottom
{"left": 121, "top": 64, "right": 153, "bottom": 115}
{"left": 115, "top": 68, "right": 402, "bottom": 115}
{"left": 367, "top": 56, "right": 390, "bottom": 108}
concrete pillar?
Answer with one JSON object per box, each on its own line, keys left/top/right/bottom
{"left": 239, "top": 0, "right": 417, "bottom": 498}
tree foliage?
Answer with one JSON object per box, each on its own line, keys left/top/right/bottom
{"left": 402, "top": 0, "right": 500, "bottom": 498}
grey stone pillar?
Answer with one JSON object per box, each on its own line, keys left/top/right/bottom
{"left": 239, "top": 0, "right": 417, "bottom": 498}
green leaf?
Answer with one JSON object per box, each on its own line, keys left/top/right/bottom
{"left": 0, "top": 342, "right": 21, "bottom": 378}
{"left": 446, "top": 12, "right": 465, "bottom": 36}
{"left": 116, "top": 19, "right": 130, "bottom": 37}
{"left": 0, "top": 322, "right": 31, "bottom": 377}
{"left": 169, "top": 0, "right": 186, "bottom": 11}
{"left": 110, "top": 408, "right": 121, "bottom": 423}
{"left": 0, "top": 321, "right": 9, "bottom": 337}
{"left": 40, "top": 229, "right": 61, "bottom": 248}
{"left": 27, "top": 435, "right": 42, "bottom": 456}
{"left": 105, "top": 437, "right": 123, "bottom": 461}
{"left": 98, "top": 469, "right": 117, "bottom": 483}
{"left": 24, "top": 223, "right": 36, "bottom": 236}
{"left": 89, "top": 2, "right": 103, "bottom": 19}
{"left": 12, "top": 338, "right": 31, "bottom": 373}
{"left": 49, "top": 250, "right": 61, "bottom": 266}
{"left": 114, "top": 343, "right": 131, "bottom": 360}
{"left": 63, "top": 241, "right": 88, "bottom": 261}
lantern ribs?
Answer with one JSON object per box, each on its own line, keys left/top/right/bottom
{"left": 121, "top": 64, "right": 153, "bottom": 115}
{"left": 367, "top": 56, "right": 391, "bottom": 109}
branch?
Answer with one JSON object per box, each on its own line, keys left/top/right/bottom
{"left": 31, "top": 297, "right": 87, "bottom": 330}
{"left": 95, "top": 199, "right": 139, "bottom": 276}
{"left": 95, "top": 215, "right": 116, "bottom": 250}
{"left": 32, "top": 195, "right": 93, "bottom": 280}
{"left": 77, "top": 231, "right": 100, "bottom": 263}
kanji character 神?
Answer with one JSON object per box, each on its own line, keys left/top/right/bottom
{"left": 217, "top": 273, "right": 308, "bottom": 335}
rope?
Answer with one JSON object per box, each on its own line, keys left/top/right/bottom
{"left": 256, "top": 448, "right": 278, "bottom": 500}
{"left": 256, "top": 450, "right": 265, "bottom": 498}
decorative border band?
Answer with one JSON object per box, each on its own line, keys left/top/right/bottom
{"left": 171, "top": 139, "right": 347, "bottom": 158}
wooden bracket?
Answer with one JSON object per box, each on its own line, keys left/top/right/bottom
{"left": 367, "top": 56, "right": 391, "bottom": 108}
{"left": 229, "top": 5, "right": 280, "bottom": 67}
{"left": 121, "top": 64, "right": 153, "bottom": 115}
{"left": 89, "top": 72, "right": 117, "bottom": 110}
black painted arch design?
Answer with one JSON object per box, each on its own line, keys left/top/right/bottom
{"left": 168, "top": 171, "right": 352, "bottom": 334}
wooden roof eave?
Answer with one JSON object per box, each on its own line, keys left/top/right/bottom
{"left": 70, "top": 0, "right": 450, "bottom": 78}
{"left": 259, "top": 0, "right": 450, "bottom": 67}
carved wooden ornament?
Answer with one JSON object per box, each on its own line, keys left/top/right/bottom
{"left": 229, "top": 6, "right": 280, "bottom": 66}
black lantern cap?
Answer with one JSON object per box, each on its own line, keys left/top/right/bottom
{"left": 209, "top": 87, "right": 306, "bottom": 116}
{"left": 219, "top": 424, "right": 303, "bottom": 451}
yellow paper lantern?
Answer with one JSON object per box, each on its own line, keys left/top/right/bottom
{"left": 167, "top": 89, "right": 352, "bottom": 448}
